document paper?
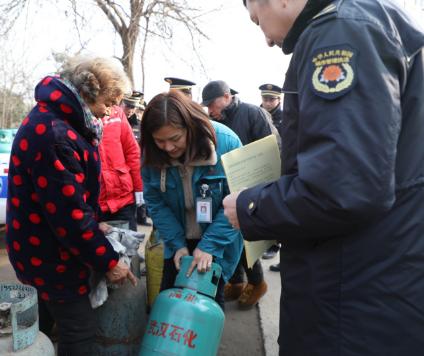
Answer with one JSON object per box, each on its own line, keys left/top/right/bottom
{"left": 221, "top": 135, "right": 281, "bottom": 268}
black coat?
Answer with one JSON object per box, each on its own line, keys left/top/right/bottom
{"left": 220, "top": 97, "right": 275, "bottom": 145}
{"left": 237, "top": 0, "right": 424, "bottom": 355}
{"left": 269, "top": 105, "right": 284, "bottom": 138}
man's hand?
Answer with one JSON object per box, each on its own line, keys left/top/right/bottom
{"left": 174, "top": 247, "right": 189, "bottom": 270}
{"left": 223, "top": 192, "right": 241, "bottom": 229}
{"left": 106, "top": 259, "right": 138, "bottom": 286}
{"left": 135, "top": 191, "right": 144, "bottom": 207}
{"left": 187, "top": 248, "right": 213, "bottom": 277}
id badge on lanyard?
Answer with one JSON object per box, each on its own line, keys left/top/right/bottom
{"left": 196, "top": 183, "right": 212, "bottom": 223}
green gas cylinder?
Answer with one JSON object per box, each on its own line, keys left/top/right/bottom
{"left": 0, "top": 284, "right": 55, "bottom": 356}
{"left": 139, "top": 256, "right": 225, "bottom": 356}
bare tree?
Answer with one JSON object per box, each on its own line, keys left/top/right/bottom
{"left": 0, "top": 0, "right": 216, "bottom": 93}
{"left": 0, "top": 47, "right": 33, "bottom": 128}
{"left": 93, "top": 0, "right": 211, "bottom": 88}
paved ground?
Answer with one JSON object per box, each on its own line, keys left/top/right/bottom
{"left": 0, "top": 224, "right": 281, "bottom": 355}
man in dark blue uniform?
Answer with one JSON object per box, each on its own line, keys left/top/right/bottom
{"left": 259, "top": 83, "right": 283, "bottom": 271}
{"left": 223, "top": 0, "right": 424, "bottom": 355}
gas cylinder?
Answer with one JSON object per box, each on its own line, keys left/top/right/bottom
{"left": 93, "top": 278, "right": 147, "bottom": 355}
{"left": 93, "top": 219, "right": 147, "bottom": 355}
{"left": 139, "top": 256, "right": 225, "bottom": 356}
{"left": 0, "top": 283, "right": 55, "bottom": 356}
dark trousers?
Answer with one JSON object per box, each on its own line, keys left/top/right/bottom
{"left": 100, "top": 203, "right": 137, "bottom": 231}
{"left": 229, "top": 247, "right": 264, "bottom": 286}
{"left": 160, "top": 239, "right": 226, "bottom": 311}
{"left": 136, "top": 204, "right": 149, "bottom": 224}
{"left": 39, "top": 296, "right": 96, "bottom": 356}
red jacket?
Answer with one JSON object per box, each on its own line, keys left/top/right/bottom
{"left": 98, "top": 106, "right": 142, "bottom": 213}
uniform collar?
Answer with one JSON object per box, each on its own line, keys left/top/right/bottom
{"left": 282, "top": 0, "right": 335, "bottom": 54}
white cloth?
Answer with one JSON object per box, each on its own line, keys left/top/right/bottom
{"left": 89, "top": 227, "right": 144, "bottom": 308}
{"left": 135, "top": 191, "right": 144, "bottom": 207}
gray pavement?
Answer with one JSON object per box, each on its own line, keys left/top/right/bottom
{"left": 0, "top": 225, "right": 281, "bottom": 355}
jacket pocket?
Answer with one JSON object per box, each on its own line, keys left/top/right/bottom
{"left": 103, "top": 166, "right": 134, "bottom": 199}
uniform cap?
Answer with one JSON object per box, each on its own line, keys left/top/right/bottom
{"left": 123, "top": 90, "right": 144, "bottom": 108}
{"left": 259, "top": 84, "right": 282, "bottom": 97}
{"left": 164, "top": 77, "right": 196, "bottom": 91}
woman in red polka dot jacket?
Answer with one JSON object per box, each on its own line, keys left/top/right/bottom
{"left": 5, "top": 55, "right": 137, "bottom": 356}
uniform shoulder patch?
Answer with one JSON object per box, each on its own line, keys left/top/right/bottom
{"left": 310, "top": 45, "right": 357, "bottom": 100}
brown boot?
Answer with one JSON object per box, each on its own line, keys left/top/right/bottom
{"left": 224, "top": 282, "right": 246, "bottom": 301}
{"left": 238, "top": 281, "right": 268, "bottom": 310}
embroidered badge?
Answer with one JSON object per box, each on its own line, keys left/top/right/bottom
{"left": 310, "top": 45, "right": 357, "bottom": 100}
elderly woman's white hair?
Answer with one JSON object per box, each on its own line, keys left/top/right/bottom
{"left": 59, "top": 55, "right": 132, "bottom": 104}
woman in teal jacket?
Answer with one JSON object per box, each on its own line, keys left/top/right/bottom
{"left": 141, "top": 90, "right": 243, "bottom": 309}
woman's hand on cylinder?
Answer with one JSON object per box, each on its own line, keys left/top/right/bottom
{"left": 106, "top": 259, "right": 138, "bottom": 286}
{"left": 187, "top": 248, "right": 213, "bottom": 277}
{"left": 174, "top": 247, "right": 189, "bottom": 271}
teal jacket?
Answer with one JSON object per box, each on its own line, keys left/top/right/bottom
{"left": 143, "top": 121, "right": 243, "bottom": 282}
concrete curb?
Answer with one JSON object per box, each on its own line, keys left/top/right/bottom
{"left": 258, "top": 254, "right": 281, "bottom": 356}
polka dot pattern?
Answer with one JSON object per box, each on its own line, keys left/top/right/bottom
{"left": 29, "top": 236, "right": 41, "bottom": 246}
{"left": 30, "top": 257, "right": 42, "bottom": 267}
{"left": 67, "top": 130, "right": 77, "bottom": 140}
{"left": 75, "top": 173, "right": 85, "bottom": 183}
{"left": 71, "top": 209, "right": 84, "bottom": 220}
{"left": 45, "top": 202, "right": 57, "bottom": 214}
{"left": 12, "top": 155, "right": 21, "bottom": 166}
{"left": 54, "top": 160, "right": 65, "bottom": 171}
{"left": 78, "top": 285, "right": 88, "bottom": 295}
{"left": 37, "top": 176, "right": 48, "bottom": 188}
{"left": 6, "top": 75, "right": 118, "bottom": 302}
{"left": 35, "top": 124, "right": 46, "bottom": 135}
{"left": 29, "top": 213, "right": 41, "bottom": 224}
{"left": 60, "top": 104, "right": 72, "bottom": 114}
{"left": 31, "top": 193, "right": 39, "bottom": 202}
{"left": 82, "top": 230, "right": 94, "bottom": 240}
{"left": 50, "top": 90, "right": 63, "bottom": 101}
{"left": 11, "top": 197, "right": 20, "bottom": 207}
{"left": 96, "top": 246, "right": 106, "bottom": 256}
{"left": 19, "top": 139, "right": 28, "bottom": 151}
{"left": 13, "top": 175, "right": 23, "bottom": 186}
{"left": 62, "top": 185, "right": 75, "bottom": 197}
{"left": 56, "top": 227, "right": 67, "bottom": 238}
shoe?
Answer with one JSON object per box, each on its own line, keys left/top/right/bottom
{"left": 269, "top": 263, "right": 280, "bottom": 272}
{"left": 238, "top": 281, "right": 268, "bottom": 310}
{"left": 262, "top": 245, "right": 279, "bottom": 260}
{"left": 224, "top": 282, "right": 246, "bottom": 301}
{"left": 141, "top": 266, "right": 147, "bottom": 276}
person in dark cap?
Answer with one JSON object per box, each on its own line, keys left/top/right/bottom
{"left": 164, "top": 77, "right": 196, "bottom": 98}
{"left": 202, "top": 79, "right": 281, "bottom": 310}
{"left": 259, "top": 83, "right": 283, "bottom": 136}
{"left": 259, "top": 84, "right": 283, "bottom": 270}
{"left": 122, "top": 90, "right": 144, "bottom": 141}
